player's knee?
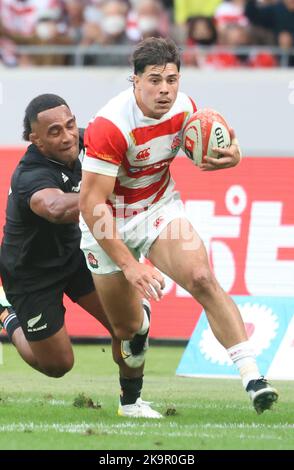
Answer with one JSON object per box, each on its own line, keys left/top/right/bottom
{"left": 42, "top": 357, "right": 74, "bottom": 378}
{"left": 188, "top": 268, "right": 215, "bottom": 296}
{"left": 112, "top": 327, "right": 133, "bottom": 341}
{"left": 112, "top": 321, "right": 140, "bottom": 341}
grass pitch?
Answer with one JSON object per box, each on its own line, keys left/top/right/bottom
{"left": 0, "top": 343, "right": 293, "bottom": 450}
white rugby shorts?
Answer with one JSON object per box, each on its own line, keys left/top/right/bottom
{"left": 80, "top": 194, "right": 187, "bottom": 275}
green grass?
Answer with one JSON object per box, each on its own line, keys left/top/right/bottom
{"left": 0, "top": 344, "right": 293, "bottom": 450}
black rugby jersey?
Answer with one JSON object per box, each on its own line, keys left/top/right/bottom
{"left": 0, "top": 132, "right": 85, "bottom": 293}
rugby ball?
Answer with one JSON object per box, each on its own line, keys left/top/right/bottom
{"left": 182, "top": 108, "right": 231, "bottom": 166}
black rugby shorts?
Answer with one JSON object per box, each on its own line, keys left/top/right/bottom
{"left": 6, "top": 251, "right": 95, "bottom": 341}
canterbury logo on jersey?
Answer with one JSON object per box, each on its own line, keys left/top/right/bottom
{"left": 135, "top": 148, "right": 150, "bottom": 161}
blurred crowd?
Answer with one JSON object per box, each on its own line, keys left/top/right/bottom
{"left": 0, "top": 0, "right": 294, "bottom": 67}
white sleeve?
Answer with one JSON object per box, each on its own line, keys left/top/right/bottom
{"left": 82, "top": 154, "right": 119, "bottom": 177}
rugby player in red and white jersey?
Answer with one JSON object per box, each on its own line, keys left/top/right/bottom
{"left": 80, "top": 37, "right": 278, "bottom": 415}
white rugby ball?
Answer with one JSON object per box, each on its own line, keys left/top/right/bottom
{"left": 182, "top": 108, "right": 231, "bottom": 166}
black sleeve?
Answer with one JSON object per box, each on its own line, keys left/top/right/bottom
{"left": 245, "top": 0, "right": 276, "bottom": 29}
{"left": 12, "top": 167, "right": 61, "bottom": 212}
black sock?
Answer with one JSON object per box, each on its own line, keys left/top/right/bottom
{"left": 2, "top": 312, "right": 20, "bottom": 341}
{"left": 120, "top": 376, "right": 143, "bottom": 405}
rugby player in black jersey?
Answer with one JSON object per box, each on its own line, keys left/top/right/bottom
{"left": 0, "top": 94, "right": 161, "bottom": 418}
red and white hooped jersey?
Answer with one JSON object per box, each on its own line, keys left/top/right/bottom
{"left": 82, "top": 88, "right": 196, "bottom": 218}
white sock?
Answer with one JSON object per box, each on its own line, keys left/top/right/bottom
{"left": 227, "top": 341, "right": 260, "bottom": 389}
{"left": 136, "top": 308, "right": 150, "bottom": 335}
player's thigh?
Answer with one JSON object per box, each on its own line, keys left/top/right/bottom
{"left": 28, "top": 325, "right": 74, "bottom": 373}
{"left": 149, "top": 217, "right": 212, "bottom": 289}
{"left": 76, "top": 289, "right": 114, "bottom": 335}
{"left": 8, "top": 286, "right": 74, "bottom": 372}
{"left": 92, "top": 271, "right": 143, "bottom": 335}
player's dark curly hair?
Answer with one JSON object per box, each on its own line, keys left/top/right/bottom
{"left": 23, "top": 93, "right": 69, "bottom": 141}
{"left": 131, "top": 37, "right": 181, "bottom": 75}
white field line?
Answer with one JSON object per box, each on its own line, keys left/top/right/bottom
{"left": 0, "top": 421, "right": 293, "bottom": 435}
{"left": 4, "top": 398, "right": 69, "bottom": 406}
{"left": 0, "top": 422, "right": 289, "bottom": 440}
{"left": 164, "top": 403, "right": 251, "bottom": 410}
{"left": 3, "top": 398, "right": 69, "bottom": 406}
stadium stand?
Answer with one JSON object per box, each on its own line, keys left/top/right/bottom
{"left": 0, "top": 0, "right": 293, "bottom": 67}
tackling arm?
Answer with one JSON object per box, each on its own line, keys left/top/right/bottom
{"left": 30, "top": 188, "right": 79, "bottom": 224}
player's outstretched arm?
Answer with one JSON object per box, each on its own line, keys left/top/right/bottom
{"left": 199, "top": 128, "right": 242, "bottom": 171}
{"left": 80, "top": 171, "right": 165, "bottom": 301}
{"left": 30, "top": 188, "right": 80, "bottom": 223}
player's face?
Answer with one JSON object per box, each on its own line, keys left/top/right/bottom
{"left": 133, "top": 63, "right": 180, "bottom": 119}
{"left": 30, "top": 105, "right": 79, "bottom": 166}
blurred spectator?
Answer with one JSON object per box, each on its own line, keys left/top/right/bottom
{"left": 224, "top": 22, "right": 250, "bottom": 45}
{"left": 183, "top": 20, "right": 277, "bottom": 68}
{"left": 81, "top": 0, "right": 104, "bottom": 46}
{"left": 206, "top": 23, "right": 277, "bottom": 68}
{"left": 245, "top": 0, "right": 294, "bottom": 63}
{"left": 214, "top": 1, "right": 277, "bottom": 47}
{"left": 35, "top": 9, "right": 63, "bottom": 40}
{"left": 62, "top": 0, "right": 89, "bottom": 44}
{"left": 127, "top": 0, "right": 169, "bottom": 42}
{"left": 214, "top": 1, "right": 249, "bottom": 33}
{"left": 33, "top": 8, "right": 72, "bottom": 66}
{"left": 159, "top": 0, "right": 173, "bottom": 23}
{"left": 81, "top": 0, "right": 134, "bottom": 65}
{"left": 174, "top": 0, "right": 222, "bottom": 24}
{"left": 206, "top": 23, "right": 251, "bottom": 68}
{"left": 99, "top": 0, "right": 130, "bottom": 44}
{"left": 0, "top": 0, "right": 61, "bottom": 37}
{"left": 160, "top": 0, "right": 173, "bottom": 8}
{"left": 186, "top": 16, "right": 218, "bottom": 46}
{"left": 183, "top": 16, "right": 217, "bottom": 66}
{"left": 0, "top": 0, "right": 64, "bottom": 65}
{"left": 0, "top": 37, "right": 18, "bottom": 66}
{"left": 81, "top": 0, "right": 131, "bottom": 48}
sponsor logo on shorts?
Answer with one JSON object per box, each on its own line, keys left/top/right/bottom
{"left": 153, "top": 216, "right": 164, "bottom": 229}
{"left": 27, "top": 313, "right": 47, "bottom": 332}
{"left": 27, "top": 314, "right": 42, "bottom": 329}
{"left": 88, "top": 252, "right": 99, "bottom": 269}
